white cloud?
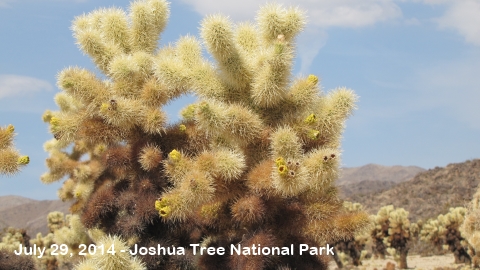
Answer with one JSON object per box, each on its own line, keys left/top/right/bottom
{"left": 0, "top": 75, "right": 53, "bottom": 99}
{"left": 404, "top": 17, "right": 421, "bottom": 25}
{"left": 410, "top": 0, "right": 480, "bottom": 46}
{"left": 297, "top": 26, "right": 328, "bottom": 75}
{"left": 180, "top": 0, "right": 402, "bottom": 26}
{"left": 0, "top": 0, "right": 14, "bottom": 8}
{"left": 305, "top": 0, "right": 401, "bottom": 28}
{"left": 180, "top": 0, "right": 402, "bottom": 73}
{"left": 435, "top": 1, "right": 480, "bottom": 45}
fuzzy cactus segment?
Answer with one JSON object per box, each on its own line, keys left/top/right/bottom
{"left": 0, "top": 125, "right": 29, "bottom": 175}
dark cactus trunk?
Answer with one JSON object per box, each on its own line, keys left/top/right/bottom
{"left": 398, "top": 248, "right": 408, "bottom": 269}
{"left": 331, "top": 246, "right": 344, "bottom": 269}
{"left": 446, "top": 227, "right": 472, "bottom": 264}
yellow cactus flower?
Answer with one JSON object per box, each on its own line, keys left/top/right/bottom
{"left": 50, "top": 117, "right": 60, "bottom": 126}
{"left": 275, "top": 157, "right": 285, "bottom": 167}
{"left": 307, "top": 129, "right": 320, "bottom": 140}
{"left": 304, "top": 113, "right": 317, "bottom": 124}
{"left": 155, "top": 198, "right": 172, "bottom": 218}
{"left": 6, "top": 124, "right": 15, "bottom": 133}
{"left": 168, "top": 149, "right": 181, "bottom": 162}
{"left": 17, "top": 156, "right": 30, "bottom": 165}
{"left": 278, "top": 165, "right": 288, "bottom": 177}
{"left": 159, "top": 206, "right": 171, "bottom": 217}
{"left": 307, "top": 74, "right": 318, "bottom": 85}
{"left": 100, "top": 102, "right": 110, "bottom": 113}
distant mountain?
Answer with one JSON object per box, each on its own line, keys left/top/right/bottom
{"left": 0, "top": 196, "right": 70, "bottom": 237}
{"left": 337, "top": 164, "right": 425, "bottom": 198}
{"left": 0, "top": 195, "right": 36, "bottom": 212}
{"left": 350, "top": 159, "right": 480, "bottom": 221}
{"left": 1, "top": 160, "right": 476, "bottom": 238}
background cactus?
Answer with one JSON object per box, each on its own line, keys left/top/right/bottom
{"left": 22, "top": 212, "right": 92, "bottom": 270}
{"left": 0, "top": 227, "right": 30, "bottom": 252}
{"left": 40, "top": 0, "right": 368, "bottom": 268}
{"left": 420, "top": 207, "right": 471, "bottom": 264}
{"left": 462, "top": 187, "right": 480, "bottom": 267}
{"left": 30, "top": 231, "right": 57, "bottom": 270}
{"left": 371, "top": 205, "right": 411, "bottom": 269}
{"left": 0, "top": 227, "right": 36, "bottom": 270}
{"left": 332, "top": 201, "right": 371, "bottom": 268}
{"left": 0, "top": 124, "right": 29, "bottom": 175}
{"left": 74, "top": 235, "right": 146, "bottom": 270}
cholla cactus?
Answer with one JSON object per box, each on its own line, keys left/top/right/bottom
{"left": 371, "top": 205, "right": 393, "bottom": 259}
{"left": 0, "top": 227, "right": 35, "bottom": 270}
{"left": 0, "top": 227, "right": 30, "bottom": 252}
{"left": 0, "top": 124, "right": 29, "bottom": 175}
{"left": 333, "top": 202, "right": 372, "bottom": 268}
{"left": 42, "top": 0, "right": 368, "bottom": 268}
{"left": 30, "top": 232, "right": 57, "bottom": 270}
{"left": 421, "top": 207, "right": 471, "bottom": 264}
{"left": 28, "top": 212, "right": 61, "bottom": 270}
{"left": 419, "top": 218, "right": 444, "bottom": 252}
{"left": 75, "top": 235, "right": 145, "bottom": 270}
{"left": 54, "top": 214, "right": 91, "bottom": 268}
{"left": 462, "top": 187, "right": 480, "bottom": 267}
{"left": 47, "top": 211, "right": 65, "bottom": 232}
{"left": 29, "top": 212, "right": 91, "bottom": 270}
{"left": 371, "top": 205, "right": 411, "bottom": 269}
{"left": 0, "top": 249, "right": 36, "bottom": 270}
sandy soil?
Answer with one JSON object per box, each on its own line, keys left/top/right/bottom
{"left": 329, "top": 254, "right": 468, "bottom": 270}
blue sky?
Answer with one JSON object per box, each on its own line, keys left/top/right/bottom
{"left": 1, "top": 0, "right": 479, "bottom": 200}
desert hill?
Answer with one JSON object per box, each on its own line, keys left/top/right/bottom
{"left": 337, "top": 164, "right": 425, "bottom": 198}
{"left": 347, "top": 159, "right": 480, "bottom": 221}
{"left": 1, "top": 160, "right": 477, "bottom": 238}
{"left": 0, "top": 197, "right": 70, "bottom": 236}
{"left": 0, "top": 195, "right": 36, "bottom": 212}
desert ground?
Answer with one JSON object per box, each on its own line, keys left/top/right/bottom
{"left": 329, "top": 254, "right": 467, "bottom": 270}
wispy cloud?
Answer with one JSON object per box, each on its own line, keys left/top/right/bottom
{"left": 410, "top": 0, "right": 480, "bottom": 46}
{"left": 0, "top": 0, "right": 14, "bottom": 8}
{"left": 179, "top": 0, "right": 402, "bottom": 73}
{"left": 0, "top": 74, "right": 53, "bottom": 99}
{"left": 435, "top": 1, "right": 480, "bottom": 45}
